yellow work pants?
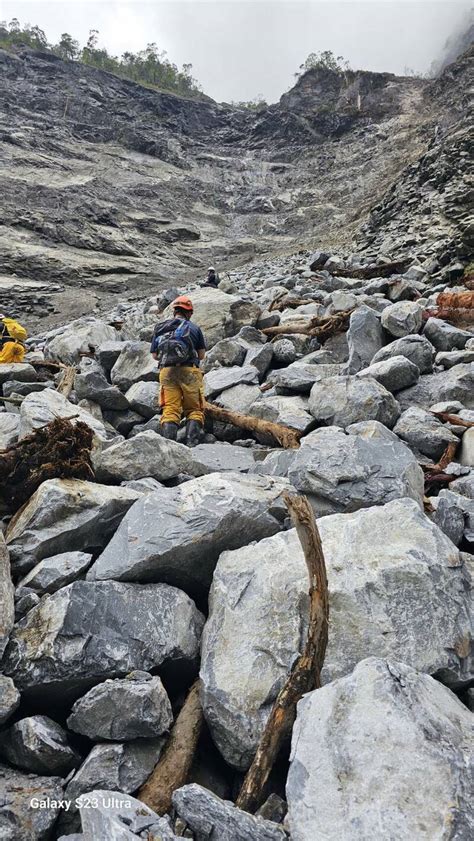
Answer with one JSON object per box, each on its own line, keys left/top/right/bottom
{"left": 0, "top": 342, "right": 25, "bottom": 364}
{"left": 159, "top": 366, "right": 204, "bottom": 425}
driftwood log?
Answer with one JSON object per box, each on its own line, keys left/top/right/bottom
{"left": 319, "top": 258, "right": 410, "bottom": 279}
{"left": 269, "top": 296, "right": 315, "bottom": 312}
{"left": 0, "top": 417, "right": 94, "bottom": 510}
{"left": 261, "top": 310, "right": 352, "bottom": 341}
{"left": 421, "top": 441, "right": 459, "bottom": 493}
{"left": 236, "top": 493, "right": 329, "bottom": 813}
{"left": 204, "top": 401, "right": 302, "bottom": 449}
{"left": 138, "top": 679, "right": 203, "bottom": 815}
{"left": 431, "top": 411, "right": 474, "bottom": 429}
{"left": 56, "top": 366, "right": 76, "bottom": 398}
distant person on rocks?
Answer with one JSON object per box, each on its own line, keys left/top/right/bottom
{"left": 201, "top": 266, "right": 220, "bottom": 288}
{"left": 0, "top": 314, "right": 28, "bottom": 363}
{"left": 151, "top": 295, "right": 206, "bottom": 446}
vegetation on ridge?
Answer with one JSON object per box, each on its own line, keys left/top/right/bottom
{"left": 0, "top": 18, "right": 203, "bottom": 99}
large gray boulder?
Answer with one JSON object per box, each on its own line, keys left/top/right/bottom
{"left": 0, "top": 362, "right": 37, "bottom": 384}
{"left": 173, "top": 784, "right": 287, "bottom": 841}
{"left": 5, "top": 479, "right": 141, "bottom": 577}
{"left": 63, "top": 741, "right": 164, "bottom": 834}
{"left": 372, "top": 333, "right": 434, "bottom": 373}
{"left": 200, "top": 499, "right": 472, "bottom": 768}
{"left": 268, "top": 362, "right": 342, "bottom": 393}
{"left": 0, "top": 675, "right": 20, "bottom": 725}
{"left": 460, "top": 428, "right": 474, "bottom": 467}
{"left": 287, "top": 658, "right": 474, "bottom": 841}
{"left": 0, "top": 763, "right": 64, "bottom": 840}
{"left": 188, "top": 442, "right": 256, "bottom": 474}
{"left": 346, "top": 306, "right": 384, "bottom": 373}
{"left": 0, "top": 534, "right": 14, "bottom": 658}
{"left": 0, "top": 715, "right": 79, "bottom": 775}
{"left": 67, "top": 672, "right": 172, "bottom": 741}
{"left": 75, "top": 366, "right": 129, "bottom": 411}
{"left": 93, "top": 431, "right": 194, "bottom": 483}
{"left": 18, "top": 551, "right": 93, "bottom": 595}
{"left": 308, "top": 375, "right": 400, "bottom": 429}
{"left": 249, "top": 394, "right": 314, "bottom": 433}
{"left": 2, "top": 581, "right": 204, "bottom": 697}
{"left": 124, "top": 381, "right": 158, "bottom": 418}
{"left": 79, "top": 790, "right": 178, "bottom": 841}
{"left": 394, "top": 407, "right": 459, "bottom": 460}
{"left": 19, "top": 389, "right": 109, "bottom": 440}
{"left": 204, "top": 365, "right": 259, "bottom": 399}
{"left": 88, "top": 473, "right": 292, "bottom": 598}
{"left": 216, "top": 383, "right": 261, "bottom": 413}
{"left": 203, "top": 338, "right": 246, "bottom": 371}
{"left": 110, "top": 342, "right": 157, "bottom": 391}
{"left": 390, "top": 363, "right": 474, "bottom": 412}
{"left": 287, "top": 424, "right": 424, "bottom": 512}
{"left": 381, "top": 301, "right": 423, "bottom": 337}
{"left": 44, "top": 318, "right": 117, "bottom": 364}
{"left": 424, "top": 317, "right": 473, "bottom": 351}
{"left": 356, "top": 355, "right": 419, "bottom": 392}
{"left": 0, "top": 412, "right": 20, "bottom": 449}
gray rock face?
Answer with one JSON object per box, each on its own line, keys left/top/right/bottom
{"left": 19, "top": 388, "right": 109, "bottom": 440}
{"left": 79, "top": 790, "right": 177, "bottom": 841}
{"left": 308, "top": 375, "right": 400, "bottom": 429}
{"left": 0, "top": 534, "right": 14, "bottom": 658}
{"left": 204, "top": 365, "right": 259, "bottom": 399}
{"left": 393, "top": 363, "right": 474, "bottom": 412}
{"left": 437, "top": 489, "right": 474, "bottom": 544}
{"left": 88, "top": 473, "right": 292, "bottom": 597}
{"left": 372, "top": 333, "right": 434, "bottom": 373}
{"left": 173, "top": 784, "right": 287, "bottom": 841}
{"left": 5, "top": 478, "right": 141, "bottom": 577}
{"left": 217, "top": 383, "right": 262, "bottom": 413}
{"left": 381, "top": 301, "right": 423, "bottom": 337}
{"left": 204, "top": 338, "right": 246, "bottom": 371}
{"left": 0, "top": 715, "right": 79, "bottom": 775}
{"left": 287, "top": 658, "right": 474, "bottom": 841}
{"left": 0, "top": 362, "right": 37, "bottom": 384}
{"left": 249, "top": 394, "right": 314, "bottom": 433}
{"left": 436, "top": 349, "right": 474, "bottom": 368}
{"left": 268, "top": 362, "right": 342, "bottom": 393}
{"left": 0, "top": 675, "right": 20, "bottom": 725}
{"left": 44, "top": 319, "right": 117, "bottom": 364}
{"left": 124, "top": 381, "right": 158, "bottom": 418}
{"left": 97, "top": 340, "right": 128, "bottom": 373}
{"left": 460, "top": 428, "right": 474, "bottom": 467}
{"left": 424, "top": 317, "right": 473, "bottom": 351}
{"left": 67, "top": 673, "right": 172, "bottom": 740}
{"left": 287, "top": 424, "right": 424, "bottom": 512}
{"left": 110, "top": 342, "right": 157, "bottom": 391}
{"left": 244, "top": 342, "right": 273, "bottom": 378}
{"left": 200, "top": 499, "right": 472, "bottom": 768}
{"left": 93, "top": 431, "right": 193, "bottom": 483}
{"left": 346, "top": 306, "right": 384, "bottom": 373}
{"left": 2, "top": 580, "right": 204, "bottom": 697}
{"left": 0, "top": 763, "right": 64, "bottom": 841}
{"left": 18, "top": 551, "right": 93, "bottom": 595}
{"left": 0, "top": 412, "right": 20, "bottom": 449}
{"left": 356, "top": 354, "right": 419, "bottom": 392}
{"left": 75, "top": 367, "right": 129, "bottom": 411}
{"left": 394, "top": 407, "right": 459, "bottom": 460}
{"left": 189, "top": 442, "right": 256, "bottom": 474}
{"left": 434, "top": 490, "right": 469, "bottom": 546}
{"left": 64, "top": 741, "right": 164, "bottom": 832}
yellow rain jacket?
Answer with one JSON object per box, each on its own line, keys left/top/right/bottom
{"left": 0, "top": 318, "right": 28, "bottom": 364}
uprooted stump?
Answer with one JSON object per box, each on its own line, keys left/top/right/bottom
{"left": 0, "top": 417, "right": 95, "bottom": 511}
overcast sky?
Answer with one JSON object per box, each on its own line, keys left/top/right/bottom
{"left": 1, "top": 0, "right": 471, "bottom": 102}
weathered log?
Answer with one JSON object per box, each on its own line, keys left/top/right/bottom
{"left": 437, "top": 291, "right": 474, "bottom": 310}
{"left": 261, "top": 310, "right": 352, "bottom": 341}
{"left": 236, "top": 493, "right": 329, "bottom": 814}
{"left": 137, "top": 679, "right": 203, "bottom": 816}
{"left": 204, "top": 401, "right": 302, "bottom": 449}
{"left": 56, "top": 366, "right": 76, "bottom": 398}
{"left": 269, "top": 296, "right": 314, "bottom": 312}
{"left": 0, "top": 417, "right": 94, "bottom": 510}
{"left": 319, "top": 258, "right": 410, "bottom": 279}
{"left": 431, "top": 411, "right": 474, "bottom": 429}
{"left": 421, "top": 441, "right": 458, "bottom": 475}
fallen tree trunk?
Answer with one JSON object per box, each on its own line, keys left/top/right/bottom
{"left": 269, "top": 296, "right": 315, "bottom": 312}
{"left": 261, "top": 310, "right": 352, "bottom": 341}
{"left": 0, "top": 417, "right": 94, "bottom": 510}
{"left": 138, "top": 679, "right": 203, "bottom": 816}
{"left": 319, "top": 258, "right": 411, "bottom": 279}
{"left": 204, "top": 401, "right": 302, "bottom": 449}
{"left": 236, "top": 493, "right": 329, "bottom": 814}
{"left": 431, "top": 411, "right": 474, "bottom": 429}
{"left": 56, "top": 366, "right": 76, "bottom": 398}
{"left": 421, "top": 441, "right": 459, "bottom": 494}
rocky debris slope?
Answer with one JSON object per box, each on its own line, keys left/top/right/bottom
{"left": 0, "top": 233, "right": 473, "bottom": 839}
{"left": 1, "top": 41, "right": 458, "bottom": 331}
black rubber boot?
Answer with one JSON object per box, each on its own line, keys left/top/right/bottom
{"left": 185, "top": 419, "right": 203, "bottom": 447}
{"left": 161, "top": 422, "right": 178, "bottom": 441}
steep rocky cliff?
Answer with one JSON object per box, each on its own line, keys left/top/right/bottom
{"left": 0, "top": 45, "right": 447, "bottom": 328}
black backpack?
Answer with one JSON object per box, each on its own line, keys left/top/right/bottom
{"left": 152, "top": 318, "right": 195, "bottom": 367}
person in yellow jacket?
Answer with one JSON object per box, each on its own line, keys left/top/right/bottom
{"left": 0, "top": 314, "right": 28, "bottom": 364}
{"left": 150, "top": 296, "right": 206, "bottom": 446}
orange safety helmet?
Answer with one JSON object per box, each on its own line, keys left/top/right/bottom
{"left": 171, "top": 295, "right": 194, "bottom": 313}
